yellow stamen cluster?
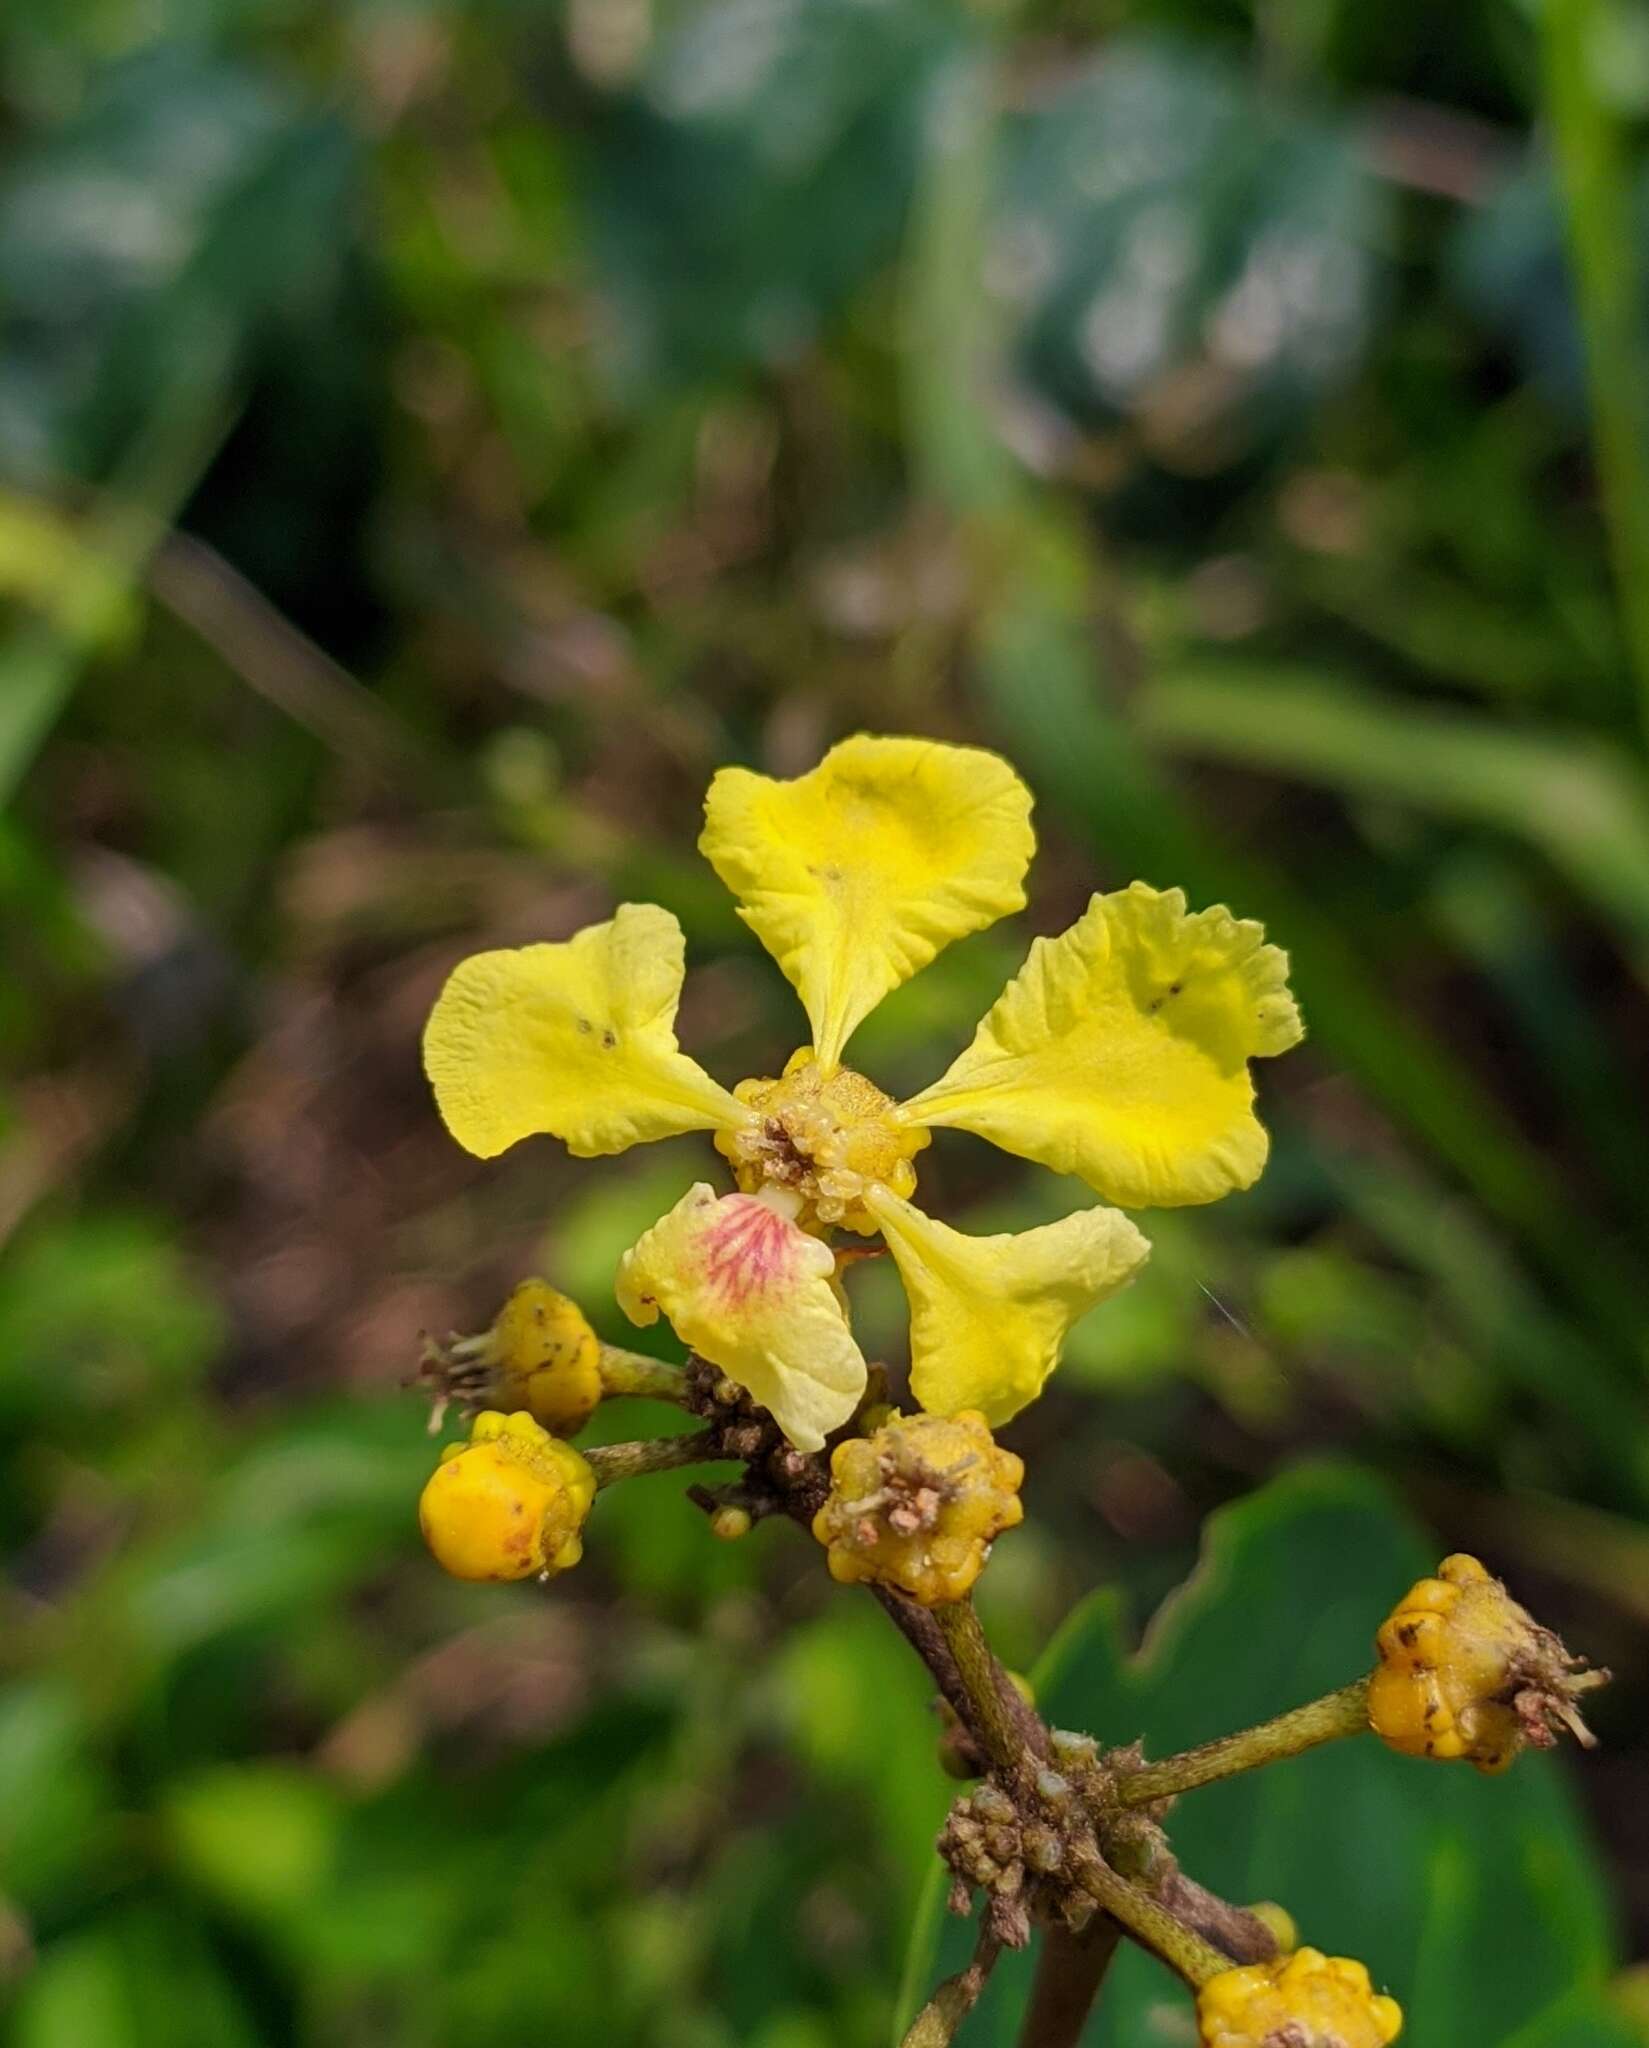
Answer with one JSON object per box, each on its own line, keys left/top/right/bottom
{"left": 1197, "top": 1947, "right": 1402, "bottom": 2048}
{"left": 418, "top": 1411, "right": 596, "bottom": 1583}
{"left": 715, "top": 1050, "right": 928, "bottom": 1235}
{"left": 1367, "top": 1553, "right": 1602, "bottom": 1773}
{"left": 811, "top": 1409, "right": 1023, "bottom": 1606}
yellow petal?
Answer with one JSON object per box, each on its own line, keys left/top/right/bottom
{"left": 616, "top": 1184, "right": 867, "bottom": 1451}
{"left": 901, "top": 883, "right": 1303, "bottom": 1208}
{"left": 864, "top": 1188, "right": 1150, "bottom": 1425}
{"left": 423, "top": 903, "right": 749, "bottom": 1160}
{"left": 700, "top": 734, "right": 1035, "bottom": 1070}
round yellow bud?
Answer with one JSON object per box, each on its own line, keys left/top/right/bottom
{"left": 1245, "top": 1902, "right": 1299, "bottom": 1956}
{"left": 487, "top": 1280, "right": 603, "bottom": 1435}
{"left": 418, "top": 1410, "right": 596, "bottom": 1583}
{"left": 811, "top": 1409, "right": 1023, "bottom": 1607}
{"left": 1197, "top": 1947, "right": 1402, "bottom": 2048}
{"left": 1367, "top": 1553, "right": 1599, "bottom": 1772}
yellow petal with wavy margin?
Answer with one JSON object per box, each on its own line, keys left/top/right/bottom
{"left": 864, "top": 1188, "right": 1151, "bottom": 1424}
{"left": 700, "top": 734, "right": 1035, "bottom": 1070}
{"left": 423, "top": 904, "right": 749, "bottom": 1160}
{"left": 902, "top": 883, "right": 1303, "bottom": 1208}
{"left": 616, "top": 1184, "right": 867, "bottom": 1451}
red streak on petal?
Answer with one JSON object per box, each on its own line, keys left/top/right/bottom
{"left": 700, "top": 1197, "right": 795, "bottom": 1306}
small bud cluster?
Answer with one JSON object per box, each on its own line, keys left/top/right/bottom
{"left": 937, "top": 1782, "right": 1047, "bottom": 1950}
{"left": 811, "top": 1409, "right": 1024, "bottom": 1606}
{"left": 1368, "top": 1553, "right": 1605, "bottom": 1774}
{"left": 1197, "top": 1947, "right": 1403, "bottom": 2048}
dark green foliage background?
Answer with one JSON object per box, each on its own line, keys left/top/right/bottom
{"left": 2, "top": 2, "right": 1648, "bottom": 2044}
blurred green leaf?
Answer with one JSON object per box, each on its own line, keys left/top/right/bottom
{"left": 8, "top": 1906, "right": 259, "bottom": 2048}
{"left": 163, "top": 1762, "right": 340, "bottom": 1926}
{"left": 1003, "top": 39, "right": 1389, "bottom": 461}
{"left": 1137, "top": 663, "right": 1649, "bottom": 993}
{"left": 0, "top": 1678, "right": 113, "bottom": 1909}
{"left": 577, "top": 0, "right": 965, "bottom": 394}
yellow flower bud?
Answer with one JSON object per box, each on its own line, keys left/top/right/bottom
{"left": 1368, "top": 1553, "right": 1604, "bottom": 1773}
{"left": 1197, "top": 1947, "right": 1402, "bottom": 2048}
{"left": 417, "top": 1280, "right": 603, "bottom": 1437}
{"left": 1245, "top": 1902, "right": 1299, "bottom": 1956}
{"left": 811, "top": 1409, "right": 1023, "bottom": 1607}
{"left": 418, "top": 1410, "right": 595, "bottom": 1582}
{"left": 487, "top": 1280, "right": 604, "bottom": 1434}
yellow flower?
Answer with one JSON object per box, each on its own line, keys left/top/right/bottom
{"left": 616, "top": 1183, "right": 868, "bottom": 1454}
{"left": 424, "top": 735, "right": 1301, "bottom": 1446}
{"left": 812, "top": 1409, "right": 1024, "bottom": 1606}
{"left": 1197, "top": 1948, "right": 1402, "bottom": 2048}
{"left": 1368, "top": 1553, "right": 1604, "bottom": 1772}
{"left": 418, "top": 1411, "right": 596, "bottom": 1582}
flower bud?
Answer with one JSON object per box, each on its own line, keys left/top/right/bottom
{"left": 810, "top": 1409, "right": 1024, "bottom": 1607}
{"left": 419, "top": 1410, "right": 595, "bottom": 1582}
{"left": 486, "top": 1280, "right": 604, "bottom": 1434}
{"left": 1368, "top": 1553, "right": 1605, "bottom": 1773}
{"left": 1197, "top": 1947, "right": 1402, "bottom": 2048}
{"left": 419, "top": 1279, "right": 603, "bottom": 1437}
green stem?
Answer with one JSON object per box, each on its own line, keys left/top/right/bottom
{"left": 899, "top": 1919, "right": 1002, "bottom": 2048}
{"left": 933, "top": 1599, "right": 1035, "bottom": 1780}
{"left": 597, "top": 1345, "right": 691, "bottom": 1404}
{"left": 1112, "top": 1679, "right": 1370, "bottom": 1806}
{"left": 1543, "top": 0, "right": 1649, "bottom": 742}
{"left": 584, "top": 1432, "right": 719, "bottom": 1488}
{"left": 1068, "top": 1849, "right": 1229, "bottom": 1991}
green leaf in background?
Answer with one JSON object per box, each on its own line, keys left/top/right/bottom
{"left": 0, "top": 43, "right": 369, "bottom": 801}
{"left": 0, "top": 46, "right": 357, "bottom": 487}
{"left": 897, "top": 1465, "right": 1620, "bottom": 2047}
{"left": 576, "top": 0, "right": 965, "bottom": 394}
{"left": 0, "top": 1212, "right": 222, "bottom": 1435}
{"left": 1000, "top": 38, "right": 1390, "bottom": 466}
{"left": 8, "top": 1904, "right": 259, "bottom": 2048}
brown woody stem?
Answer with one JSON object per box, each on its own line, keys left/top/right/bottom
{"left": 1017, "top": 1918, "right": 1122, "bottom": 2048}
{"left": 1112, "top": 1679, "right": 1371, "bottom": 1806}
{"left": 1159, "top": 1874, "right": 1282, "bottom": 1966}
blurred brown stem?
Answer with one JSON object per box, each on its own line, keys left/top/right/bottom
{"left": 1017, "top": 1918, "right": 1121, "bottom": 2048}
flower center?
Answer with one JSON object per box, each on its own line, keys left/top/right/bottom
{"left": 715, "top": 1049, "right": 928, "bottom": 1235}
